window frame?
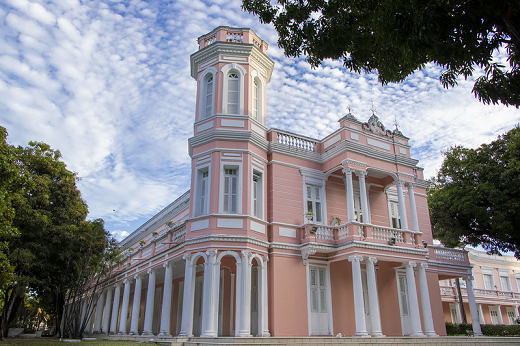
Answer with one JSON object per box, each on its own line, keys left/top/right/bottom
{"left": 305, "top": 184, "right": 324, "bottom": 224}
{"left": 198, "top": 68, "right": 217, "bottom": 121}
{"left": 385, "top": 187, "right": 402, "bottom": 229}
{"left": 221, "top": 63, "right": 245, "bottom": 115}
{"left": 194, "top": 164, "right": 211, "bottom": 217}
{"left": 251, "top": 169, "right": 264, "bottom": 219}
{"left": 250, "top": 72, "right": 264, "bottom": 124}
{"left": 219, "top": 162, "right": 242, "bottom": 214}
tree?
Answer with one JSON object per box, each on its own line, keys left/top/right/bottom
{"left": 0, "top": 131, "right": 120, "bottom": 339}
{"left": 428, "top": 126, "right": 520, "bottom": 258}
{"left": 242, "top": 0, "right": 520, "bottom": 107}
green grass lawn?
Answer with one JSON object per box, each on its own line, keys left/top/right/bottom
{"left": 2, "top": 340, "right": 147, "bottom": 346}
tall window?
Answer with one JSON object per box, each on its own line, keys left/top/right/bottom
{"left": 253, "top": 79, "right": 259, "bottom": 120}
{"left": 205, "top": 76, "right": 213, "bottom": 118}
{"left": 354, "top": 193, "right": 363, "bottom": 223}
{"left": 306, "top": 185, "right": 323, "bottom": 223}
{"left": 252, "top": 172, "right": 262, "bottom": 218}
{"left": 227, "top": 73, "right": 239, "bottom": 114}
{"left": 483, "top": 273, "right": 494, "bottom": 290}
{"left": 500, "top": 274, "right": 512, "bottom": 291}
{"left": 223, "top": 168, "right": 238, "bottom": 213}
{"left": 196, "top": 169, "right": 209, "bottom": 216}
{"left": 389, "top": 201, "right": 401, "bottom": 229}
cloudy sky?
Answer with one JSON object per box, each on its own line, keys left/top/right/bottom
{"left": 1, "top": 0, "right": 518, "bottom": 241}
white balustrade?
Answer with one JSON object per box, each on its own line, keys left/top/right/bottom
{"left": 277, "top": 132, "right": 316, "bottom": 152}
{"left": 432, "top": 247, "right": 466, "bottom": 262}
{"left": 226, "top": 32, "right": 243, "bottom": 43}
{"left": 314, "top": 226, "right": 334, "bottom": 240}
{"left": 372, "top": 226, "right": 405, "bottom": 243}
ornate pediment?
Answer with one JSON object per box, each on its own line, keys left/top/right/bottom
{"left": 362, "top": 114, "right": 393, "bottom": 137}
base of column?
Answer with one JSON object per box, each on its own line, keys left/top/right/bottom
{"left": 157, "top": 331, "right": 172, "bottom": 338}
{"left": 200, "top": 331, "right": 217, "bottom": 338}
{"left": 353, "top": 332, "right": 370, "bottom": 337}
{"left": 117, "top": 332, "right": 127, "bottom": 336}
{"left": 370, "top": 332, "right": 385, "bottom": 337}
{"left": 236, "top": 331, "right": 252, "bottom": 337}
{"left": 178, "top": 332, "right": 188, "bottom": 337}
{"left": 128, "top": 331, "right": 138, "bottom": 336}
{"left": 410, "top": 332, "right": 426, "bottom": 337}
{"left": 259, "top": 332, "right": 271, "bottom": 337}
{"left": 141, "top": 331, "right": 153, "bottom": 336}
{"left": 425, "top": 331, "right": 438, "bottom": 337}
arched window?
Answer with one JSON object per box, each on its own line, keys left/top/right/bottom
{"left": 253, "top": 79, "right": 259, "bottom": 121}
{"left": 227, "top": 73, "right": 239, "bottom": 115}
{"left": 205, "top": 76, "right": 213, "bottom": 118}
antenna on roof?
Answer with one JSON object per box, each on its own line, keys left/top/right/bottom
{"left": 393, "top": 114, "right": 400, "bottom": 131}
{"left": 369, "top": 101, "right": 376, "bottom": 115}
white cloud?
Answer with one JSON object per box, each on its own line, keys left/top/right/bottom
{"left": 1, "top": 0, "right": 518, "bottom": 241}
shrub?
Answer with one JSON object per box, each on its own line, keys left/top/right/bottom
{"left": 446, "top": 322, "right": 520, "bottom": 336}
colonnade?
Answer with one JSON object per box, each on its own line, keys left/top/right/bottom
{"left": 83, "top": 249, "right": 268, "bottom": 338}
{"left": 343, "top": 168, "right": 420, "bottom": 232}
{"left": 347, "top": 257, "right": 437, "bottom": 337}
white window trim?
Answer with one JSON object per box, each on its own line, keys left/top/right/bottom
{"left": 251, "top": 168, "right": 264, "bottom": 219}
{"left": 221, "top": 63, "right": 246, "bottom": 115}
{"left": 198, "top": 67, "right": 217, "bottom": 121}
{"left": 219, "top": 161, "right": 243, "bottom": 214}
{"left": 300, "top": 169, "right": 327, "bottom": 225}
{"left": 481, "top": 267, "right": 496, "bottom": 290}
{"left": 305, "top": 263, "right": 333, "bottom": 336}
{"left": 499, "top": 272, "right": 512, "bottom": 292}
{"left": 193, "top": 164, "right": 211, "bottom": 217}
{"left": 250, "top": 71, "right": 265, "bottom": 124}
{"left": 386, "top": 186, "right": 405, "bottom": 229}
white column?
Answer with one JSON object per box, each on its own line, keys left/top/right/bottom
{"left": 236, "top": 250, "right": 252, "bottom": 337}
{"left": 93, "top": 290, "right": 106, "bottom": 333}
{"left": 497, "top": 305, "right": 504, "bottom": 324}
{"left": 395, "top": 180, "right": 409, "bottom": 231}
{"left": 142, "top": 269, "right": 156, "bottom": 336}
{"left": 344, "top": 168, "right": 356, "bottom": 222}
{"left": 201, "top": 249, "right": 218, "bottom": 337}
{"left": 348, "top": 255, "right": 368, "bottom": 337}
{"left": 179, "top": 253, "right": 194, "bottom": 337}
{"left": 110, "top": 283, "right": 121, "bottom": 334}
{"left": 235, "top": 260, "right": 243, "bottom": 336}
{"left": 417, "top": 263, "right": 437, "bottom": 336}
{"left": 478, "top": 304, "right": 485, "bottom": 324}
{"left": 260, "top": 255, "right": 270, "bottom": 336}
{"left": 404, "top": 262, "right": 424, "bottom": 337}
{"left": 102, "top": 287, "right": 113, "bottom": 333}
{"left": 119, "top": 278, "right": 132, "bottom": 335}
{"left": 464, "top": 276, "right": 483, "bottom": 336}
{"left": 366, "top": 257, "right": 383, "bottom": 337}
{"left": 129, "top": 274, "right": 143, "bottom": 335}
{"left": 407, "top": 183, "right": 420, "bottom": 232}
{"left": 159, "top": 262, "right": 174, "bottom": 337}
{"left": 356, "top": 171, "right": 369, "bottom": 224}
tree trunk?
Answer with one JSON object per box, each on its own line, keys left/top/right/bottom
{"left": 455, "top": 278, "right": 467, "bottom": 324}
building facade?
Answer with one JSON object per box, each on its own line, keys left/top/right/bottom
{"left": 440, "top": 248, "right": 520, "bottom": 326}
{"left": 77, "top": 26, "right": 481, "bottom": 338}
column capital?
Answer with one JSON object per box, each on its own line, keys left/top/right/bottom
{"left": 464, "top": 275, "right": 474, "bottom": 282}
{"left": 366, "top": 257, "right": 378, "bottom": 264}
{"left": 163, "top": 261, "right": 171, "bottom": 269}
{"left": 241, "top": 250, "right": 252, "bottom": 258}
{"left": 417, "top": 262, "right": 428, "bottom": 270}
{"left": 147, "top": 268, "right": 155, "bottom": 275}
{"left": 123, "top": 278, "right": 133, "bottom": 285}
{"left": 342, "top": 167, "right": 355, "bottom": 175}
{"left": 354, "top": 170, "right": 368, "bottom": 178}
{"left": 348, "top": 255, "right": 364, "bottom": 263}
{"left": 394, "top": 179, "right": 404, "bottom": 187}
{"left": 405, "top": 181, "right": 416, "bottom": 188}
{"left": 134, "top": 273, "right": 143, "bottom": 280}
{"left": 183, "top": 252, "right": 191, "bottom": 261}
{"left": 403, "top": 261, "right": 417, "bottom": 269}
{"left": 206, "top": 249, "right": 218, "bottom": 257}
{"left": 263, "top": 254, "right": 270, "bottom": 263}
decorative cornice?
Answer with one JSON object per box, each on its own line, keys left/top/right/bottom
{"left": 189, "top": 129, "right": 269, "bottom": 157}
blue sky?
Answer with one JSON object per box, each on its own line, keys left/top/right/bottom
{"left": 1, "top": 0, "right": 519, "bottom": 241}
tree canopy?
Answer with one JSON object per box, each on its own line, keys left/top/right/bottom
{"left": 0, "top": 127, "right": 119, "bottom": 338}
{"left": 428, "top": 127, "right": 520, "bottom": 258}
{"left": 242, "top": 0, "right": 520, "bottom": 107}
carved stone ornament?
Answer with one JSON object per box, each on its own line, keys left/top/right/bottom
{"left": 362, "top": 114, "right": 393, "bottom": 137}
{"left": 301, "top": 247, "right": 316, "bottom": 265}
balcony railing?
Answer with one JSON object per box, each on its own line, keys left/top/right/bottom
{"left": 440, "top": 286, "right": 520, "bottom": 302}
{"left": 304, "top": 222, "right": 420, "bottom": 247}
{"left": 276, "top": 130, "right": 317, "bottom": 152}
{"left": 428, "top": 246, "right": 469, "bottom": 264}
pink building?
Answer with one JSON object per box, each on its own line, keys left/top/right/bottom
{"left": 84, "top": 26, "right": 482, "bottom": 338}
